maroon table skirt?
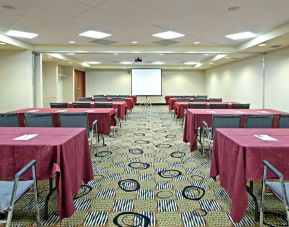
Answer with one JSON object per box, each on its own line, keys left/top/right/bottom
{"left": 0, "top": 127, "right": 93, "bottom": 220}
{"left": 183, "top": 108, "right": 288, "bottom": 151}
{"left": 10, "top": 108, "right": 116, "bottom": 136}
{"left": 210, "top": 128, "right": 289, "bottom": 222}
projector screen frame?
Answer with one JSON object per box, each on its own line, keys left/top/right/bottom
{"left": 130, "top": 68, "right": 163, "bottom": 96}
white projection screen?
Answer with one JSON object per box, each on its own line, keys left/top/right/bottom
{"left": 131, "top": 69, "right": 162, "bottom": 96}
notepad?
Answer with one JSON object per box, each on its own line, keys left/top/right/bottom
{"left": 13, "top": 134, "right": 38, "bottom": 141}
{"left": 254, "top": 134, "right": 277, "bottom": 141}
{"left": 26, "top": 109, "right": 39, "bottom": 113}
{"left": 57, "top": 109, "right": 67, "bottom": 112}
{"left": 86, "top": 109, "right": 95, "bottom": 113}
{"left": 258, "top": 110, "right": 269, "bottom": 113}
{"left": 207, "top": 110, "right": 216, "bottom": 113}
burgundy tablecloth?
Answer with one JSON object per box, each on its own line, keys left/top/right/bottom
{"left": 10, "top": 108, "right": 116, "bottom": 135}
{"left": 210, "top": 128, "right": 289, "bottom": 222}
{"left": 183, "top": 109, "right": 287, "bottom": 151}
{"left": 68, "top": 101, "right": 127, "bottom": 120}
{"left": 165, "top": 96, "right": 175, "bottom": 104}
{"left": 0, "top": 127, "right": 93, "bottom": 220}
{"left": 174, "top": 101, "right": 239, "bottom": 119}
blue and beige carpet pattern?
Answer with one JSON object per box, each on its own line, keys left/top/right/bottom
{"left": 3, "top": 106, "right": 286, "bottom": 226}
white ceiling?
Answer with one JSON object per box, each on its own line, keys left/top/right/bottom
{"left": 1, "top": 0, "right": 289, "bottom": 69}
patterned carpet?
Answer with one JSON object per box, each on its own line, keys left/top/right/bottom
{"left": 4, "top": 105, "right": 287, "bottom": 227}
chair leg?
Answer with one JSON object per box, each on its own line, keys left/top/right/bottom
{"left": 5, "top": 209, "right": 13, "bottom": 227}
{"left": 33, "top": 180, "right": 41, "bottom": 225}
{"left": 259, "top": 180, "right": 266, "bottom": 227}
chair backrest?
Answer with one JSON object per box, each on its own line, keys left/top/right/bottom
{"left": 212, "top": 114, "right": 242, "bottom": 136}
{"left": 72, "top": 102, "right": 91, "bottom": 108}
{"left": 50, "top": 102, "right": 68, "bottom": 108}
{"left": 279, "top": 114, "right": 289, "bottom": 128}
{"left": 95, "top": 103, "right": 113, "bottom": 108}
{"left": 94, "top": 97, "right": 107, "bottom": 101}
{"left": 176, "top": 98, "right": 190, "bottom": 102}
{"left": 0, "top": 113, "right": 20, "bottom": 127}
{"left": 187, "top": 102, "right": 206, "bottom": 109}
{"left": 24, "top": 113, "right": 53, "bottom": 127}
{"left": 231, "top": 103, "right": 250, "bottom": 109}
{"left": 210, "top": 103, "right": 228, "bottom": 109}
{"left": 245, "top": 114, "right": 275, "bottom": 128}
{"left": 193, "top": 98, "right": 207, "bottom": 102}
{"left": 208, "top": 98, "right": 222, "bottom": 102}
{"left": 196, "top": 95, "right": 208, "bottom": 99}
{"left": 111, "top": 97, "right": 125, "bottom": 101}
{"left": 58, "top": 112, "right": 88, "bottom": 130}
{"left": 79, "top": 97, "right": 92, "bottom": 101}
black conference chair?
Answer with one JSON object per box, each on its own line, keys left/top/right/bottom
{"left": 231, "top": 103, "right": 250, "bottom": 109}
{"left": 208, "top": 98, "right": 222, "bottom": 102}
{"left": 202, "top": 114, "right": 242, "bottom": 156}
{"left": 196, "top": 95, "right": 208, "bottom": 99}
{"left": 210, "top": 103, "right": 228, "bottom": 109}
{"left": 24, "top": 113, "right": 53, "bottom": 127}
{"left": 0, "top": 160, "right": 40, "bottom": 227}
{"left": 95, "top": 103, "right": 113, "bottom": 108}
{"left": 93, "top": 97, "right": 107, "bottom": 101}
{"left": 279, "top": 114, "right": 289, "bottom": 128}
{"left": 72, "top": 102, "right": 91, "bottom": 108}
{"left": 58, "top": 112, "right": 98, "bottom": 147}
{"left": 50, "top": 102, "right": 68, "bottom": 108}
{"left": 245, "top": 114, "right": 275, "bottom": 128}
{"left": 260, "top": 160, "right": 289, "bottom": 227}
{"left": 187, "top": 103, "right": 207, "bottom": 109}
{"left": 0, "top": 113, "right": 20, "bottom": 127}
{"left": 193, "top": 98, "right": 207, "bottom": 102}
{"left": 79, "top": 97, "right": 92, "bottom": 101}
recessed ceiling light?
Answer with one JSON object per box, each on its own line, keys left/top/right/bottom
{"left": 0, "top": 42, "right": 6, "bottom": 45}
{"left": 258, "top": 43, "right": 266, "bottom": 47}
{"left": 81, "top": 63, "right": 90, "bottom": 67}
{"left": 120, "top": 61, "right": 132, "bottom": 65}
{"left": 225, "top": 31, "right": 256, "bottom": 40}
{"left": 225, "top": 57, "right": 230, "bottom": 59}
{"left": 183, "top": 61, "right": 198, "bottom": 65}
{"left": 69, "top": 62, "right": 72, "bottom": 63}
{"left": 69, "top": 41, "right": 76, "bottom": 44}
{"left": 210, "top": 63, "right": 214, "bottom": 65}
{"left": 79, "top": 30, "right": 111, "bottom": 39}
{"left": 194, "top": 41, "right": 200, "bottom": 44}
{"left": 86, "top": 61, "right": 101, "bottom": 64}
{"left": 152, "top": 31, "right": 185, "bottom": 39}
{"left": 152, "top": 61, "right": 165, "bottom": 65}
{"left": 131, "top": 41, "right": 138, "bottom": 44}
{"left": 5, "top": 30, "right": 38, "bottom": 39}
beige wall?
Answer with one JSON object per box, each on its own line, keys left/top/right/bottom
{"left": 86, "top": 69, "right": 206, "bottom": 103}
{"left": 0, "top": 50, "right": 33, "bottom": 112}
{"left": 205, "top": 56, "right": 264, "bottom": 108}
{"left": 205, "top": 46, "right": 289, "bottom": 111}
{"left": 43, "top": 62, "right": 58, "bottom": 107}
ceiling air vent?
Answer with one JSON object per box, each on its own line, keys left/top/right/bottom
{"left": 90, "top": 39, "right": 116, "bottom": 45}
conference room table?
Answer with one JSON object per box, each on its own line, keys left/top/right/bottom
{"left": 210, "top": 128, "right": 289, "bottom": 222}
{"left": 0, "top": 127, "right": 93, "bottom": 220}
{"left": 173, "top": 101, "right": 239, "bottom": 119}
{"left": 183, "top": 108, "right": 287, "bottom": 151}
{"left": 67, "top": 101, "right": 127, "bottom": 120}
{"left": 11, "top": 108, "right": 117, "bottom": 135}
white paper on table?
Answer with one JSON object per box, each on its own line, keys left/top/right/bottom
{"left": 207, "top": 110, "right": 216, "bottom": 113}
{"left": 13, "top": 134, "right": 38, "bottom": 141}
{"left": 86, "top": 109, "right": 95, "bottom": 113}
{"left": 57, "top": 109, "right": 67, "bottom": 112}
{"left": 26, "top": 109, "right": 39, "bottom": 112}
{"left": 258, "top": 110, "right": 269, "bottom": 113}
{"left": 254, "top": 134, "right": 277, "bottom": 141}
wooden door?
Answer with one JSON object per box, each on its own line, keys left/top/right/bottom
{"left": 74, "top": 70, "right": 85, "bottom": 101}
